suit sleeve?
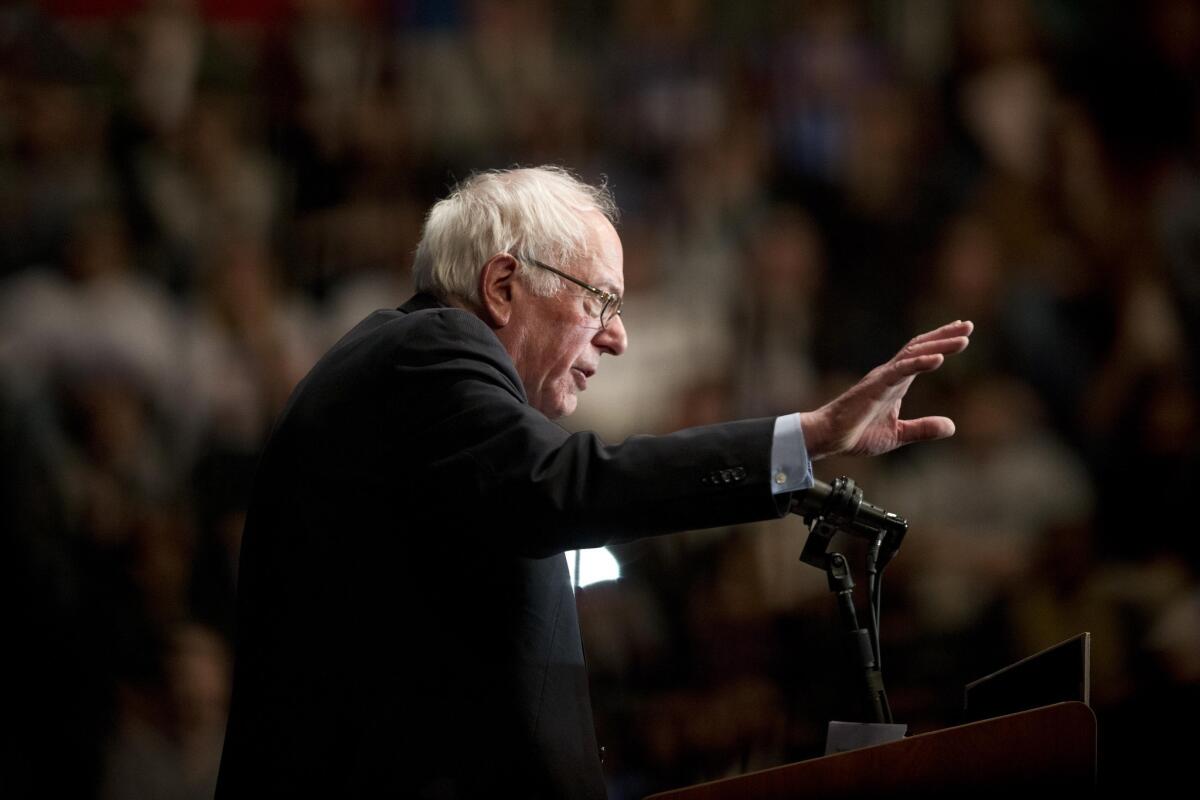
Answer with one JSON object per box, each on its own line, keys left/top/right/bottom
{"left": 392, "top": 309, "right": 792, "bottom": 557}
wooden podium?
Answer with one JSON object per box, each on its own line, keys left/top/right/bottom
{"left": 646, "top": 702, "right": 1096, "bottom": 799}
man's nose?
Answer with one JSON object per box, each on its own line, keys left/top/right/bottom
{"left": 595, "top": 313, "right": 627, "bottom": 356}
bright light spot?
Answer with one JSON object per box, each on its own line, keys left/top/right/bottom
{"left": 565, "top": 547, "right": 621, "bottom": 588}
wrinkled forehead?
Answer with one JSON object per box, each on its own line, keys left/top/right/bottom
{"left": 578, "top": 211, "right": 624, "bottom": 295}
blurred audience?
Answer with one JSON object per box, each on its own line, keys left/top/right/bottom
{"left": 1, "top": 1, "right": 1197, "bottom": 797}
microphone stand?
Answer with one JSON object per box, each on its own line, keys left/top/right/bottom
{"left": 826, "top": 550, "right": 892, "bottom": 723}
{"left": 794, "top": 477, "right": 907, "bottom": 727}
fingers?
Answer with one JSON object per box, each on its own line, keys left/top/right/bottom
{"left": 900, "top": 335, "right": 971, "bottom": 359}
{"left": 908, "top": 319, "right": 974, "bottom": 347}
{"left": 897, "top": 415, "right": 956, "bottom": 444}
{"left": 884, "top": 320, "right": 972, "bottom": 381}
{"left": 890, "top": 353, "right": 944, "bottom": 380}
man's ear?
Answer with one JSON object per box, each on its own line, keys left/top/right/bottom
{"left": 478, "top": 253, "right": 520, "bottom": 328}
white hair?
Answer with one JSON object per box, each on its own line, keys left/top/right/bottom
{"left": 412, "top": 166, "right": 618, "bottom": 305}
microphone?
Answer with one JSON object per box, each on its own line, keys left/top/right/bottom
{"left": 790, "top": 477, "right": 908, "bottom": 538}
{"left": 791, "top": 476, "right": 908, "bottom": 573}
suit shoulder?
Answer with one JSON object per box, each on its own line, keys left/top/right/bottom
{"left": 396, "top": 306, "right": 505, "bottom": 351}
{"left": 329, "top": 306, "right": 503, "bottom": 361}
{"left": 383, "top": 307, "right": 513, "bottom": 370}
{"left": 326, "top": 307, "right": 523, "bottom": 400}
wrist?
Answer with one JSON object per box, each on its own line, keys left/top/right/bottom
{"left": 799, "top": 409, "right": 833, "bottom": 460}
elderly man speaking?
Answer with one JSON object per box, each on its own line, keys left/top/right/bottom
{"left": 215, "top": 167, "right": 971, "bottom": 798}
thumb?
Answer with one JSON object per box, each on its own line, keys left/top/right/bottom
{"left": 897, "top": 416, "right": 956, "bottom": 444}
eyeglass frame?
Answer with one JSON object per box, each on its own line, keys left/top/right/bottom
{"left": 512, "top": 253, "right": 623, "bottom": 330}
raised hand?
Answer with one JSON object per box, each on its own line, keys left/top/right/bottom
{"left": 800, "top": 320, "right": 973, "bottom": 459}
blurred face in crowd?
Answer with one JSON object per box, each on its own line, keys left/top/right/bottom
{"left": 496, "top": 212, "right": 628, "bottom": 419}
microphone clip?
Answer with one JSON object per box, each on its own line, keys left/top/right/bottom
{"left": 793, "top": 476, "right": 908, "bottom": 570}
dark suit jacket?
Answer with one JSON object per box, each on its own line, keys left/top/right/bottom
{"left": 215, "top": 293, "right": 792, "bottom": 798}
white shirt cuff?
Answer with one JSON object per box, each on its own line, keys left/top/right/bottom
{"left": 770, "top": 413, "right": 815, "bottom": 495}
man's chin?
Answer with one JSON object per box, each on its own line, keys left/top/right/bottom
{"left": 539, "top": 392, "right": 577, "bottom": 420}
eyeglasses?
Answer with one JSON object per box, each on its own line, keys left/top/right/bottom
{"left": 517, "top": 254, "right": 623, "bottom": 330}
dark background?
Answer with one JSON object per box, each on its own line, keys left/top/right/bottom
{"left": 1, "top": 1, "right": 1197, "bottom": 797}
